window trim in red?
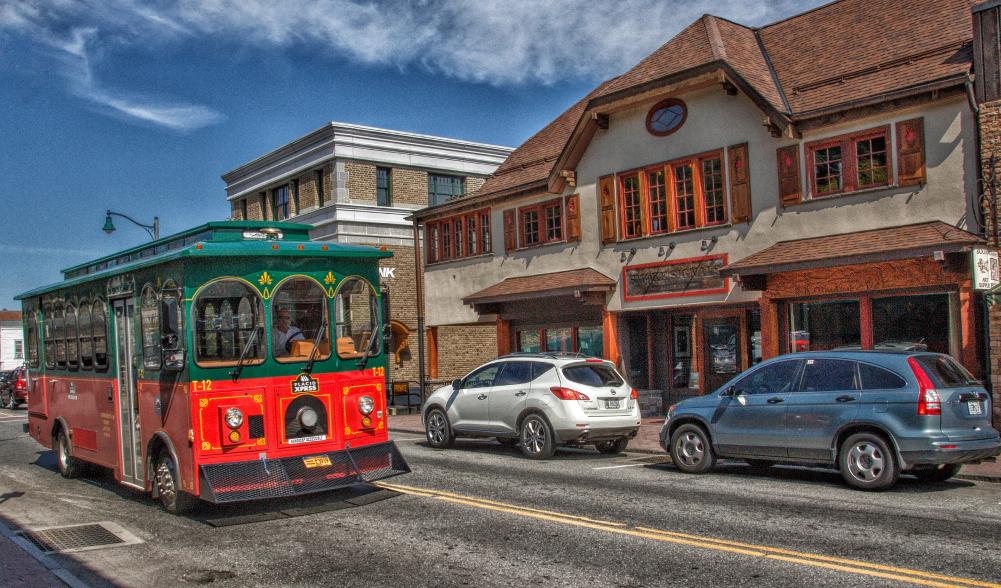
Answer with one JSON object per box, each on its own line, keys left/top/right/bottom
{"left": 806, "top": 125, "right": 891, "bottom": 199}
{"left": 424, "top": 208, "right": 492, "bottom": 265}
{"left": 517, "top": 197, "right": 565, "bottom": 249}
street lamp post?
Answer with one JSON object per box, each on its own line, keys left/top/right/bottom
{"left": 103, "top": 210, "right": 160, "bottom": 240}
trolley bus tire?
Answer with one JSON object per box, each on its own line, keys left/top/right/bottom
{"left": 155, "top": 453, "right": 198, "bottom": 515}
{"left": 56, "top": 431, "right": 85, "bottom": 479}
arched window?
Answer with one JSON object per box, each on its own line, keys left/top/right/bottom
{"left": 25, "top": 306, "right": 39, "bottom": 369}
{"left": 140, "top": 285, "right": 161, "bottom": 370}
{"left": 160, "top": 281, "right": 185, "bottom": 370}
{"left": 78, "top": 301, "right": 93, "bottom": 369}
{"left": 193, "top": 279, "right": 264, "bottom": 367}
{"left": 333, "top": 277, "right": 380, "bottom": 360}
{"left": 93, "top": 299, "right": 109, "bottom": 372}
{"left": 43, "top": 300, "right": 55, "bottom": 369}
{"left": 65, "top": 303, "right": 79, "bottom": 370}
{"left": 53, "top": 303, "right": 66, "bottom": 369}
{"left": 272, "top": 276, "right": 330, "bottom": 363}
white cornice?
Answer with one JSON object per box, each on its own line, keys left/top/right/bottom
{"left": 222, "top": 121, "right": 513, "bottom": 200}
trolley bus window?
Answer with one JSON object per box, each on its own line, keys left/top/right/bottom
{"left": 53, "top": 303, "right": 66, "bottom": 370}
{"left": 334, "top": 277, "right": 381, "bottom": 360}
{"left": 272, "top": 277, "right": 330, "bottom": 363}
{"left": 65, "top": 303, "right": 80, "bottom": 371}
{"left": 160, "top": 283, "right": 184, "bottom": 370}
{"left": 140, "top": 286, "right": 161, "bottom": 370}
{"left": 26, "top": 308, "right": 39, "bottom": 369}
{"left": 194, "top": 280, "right": 265, "bottom": 368}
{"left": 78, "top": 302, "right": 93, "bottom": 369}
{"left": 93, "top": 299, "right": 109, "bottom": 372}
{"left": 43, "top": 301, "right": 55, "bottom": 369}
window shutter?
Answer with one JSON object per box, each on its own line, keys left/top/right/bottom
{"left": 503, "top": 209, "right": 517, "bottom": 253}
{"left": 776, "top": 145, "right": 802, "bottom": 206}
{"left": 728, "top": 143, "right": 752, "bottom": 223}
{"left": 896, "top": 118, "right": 926, "bottom": 186}
{"left": 565, "top": 194, "right": 581, "bottom": 241}
{"left": 598, "top": 174, "right": 617, "bottom": 243}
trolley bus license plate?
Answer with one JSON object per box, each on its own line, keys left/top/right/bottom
{"left": 303, "top": 455, "right": 332, "bottom": 469}
{"left": 969, "top": 401, "right": 983, "bottom": 416}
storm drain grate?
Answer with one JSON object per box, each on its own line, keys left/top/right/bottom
{"left": 16, "top": 521, "right": 143, "bottom": 554}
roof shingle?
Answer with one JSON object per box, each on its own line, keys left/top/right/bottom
{"left": 462, "top": 268, "right": 615, "bottom": 304}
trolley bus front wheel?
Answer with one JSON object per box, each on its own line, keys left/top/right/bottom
{"left": 56, "top": 431, "right": 85, "bottom": 479}
{"left": 154, "top": 453, "right": 198, "bottom": 515}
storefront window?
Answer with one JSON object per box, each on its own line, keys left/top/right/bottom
{"left": 517, "top": 330, "right": 540, "bottom": 353}
{"left": 872, "top": 293, "right": 951, "bottom": 354}
{"left": 671, "top": 315, "right": 694, "bottom": 388}
{"left": 546, "top": 327, "right": 572, "bottom": 353}
{"left": 789, "top": 300, "right": 860, "bottom": 352}
{"left": 577, "top": 326, "right": 603, "bottom": 358}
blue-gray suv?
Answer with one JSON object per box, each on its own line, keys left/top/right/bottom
{"left": 659, "top": 351, "right": 1001, "bottom": 490}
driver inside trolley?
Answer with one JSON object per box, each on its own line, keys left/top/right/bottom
{"left": 272, "top": 307, "right": 305, "bottom": 356}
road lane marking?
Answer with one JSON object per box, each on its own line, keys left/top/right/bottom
{"left": 591, "top": 463, "right": 647, "bottom": 470}
{"left": 374, "top": 481, "right": 999, "bottom": 588}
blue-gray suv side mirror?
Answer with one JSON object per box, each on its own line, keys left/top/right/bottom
{"left": 721, "top": 386, "right": 737, "bottom": 398}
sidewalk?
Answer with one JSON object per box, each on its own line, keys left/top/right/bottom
{"left": 387, "top": 412, "right": 1001, "bottom": 483}
{"left": 0, "top": 527, "right": 72, "bottom": 588}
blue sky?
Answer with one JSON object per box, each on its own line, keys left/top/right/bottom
{"left": 0, "top": 0, "right": 824, "bottom": 310}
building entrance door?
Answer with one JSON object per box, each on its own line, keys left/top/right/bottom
{"left": 703, "top": 317, "right": 742, "bottom": 393}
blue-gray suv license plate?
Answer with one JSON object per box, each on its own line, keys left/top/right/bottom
{"left": 969, "top": 401, "right": 983, "bottom": 415}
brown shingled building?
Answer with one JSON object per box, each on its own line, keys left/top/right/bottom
{"left": 413, "top": 0, "right": 1001, "bottom": 421}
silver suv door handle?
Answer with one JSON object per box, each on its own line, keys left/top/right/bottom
{"left": 477, "top": 394, "right": 488, "bottom": 400}
{"left": 515, "top": 391, "right": 527, "bottom": 397}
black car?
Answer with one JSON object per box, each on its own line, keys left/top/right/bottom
{"left": 0, "top": 366, "right": 27, "bottom": 409}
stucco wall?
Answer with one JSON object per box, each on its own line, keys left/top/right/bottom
{"left": 424, "top": 86, "right": 977, "bottom": 326}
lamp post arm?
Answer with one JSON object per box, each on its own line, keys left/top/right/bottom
{"left": 106, "top": 210, "right": 159, "bottom": 240}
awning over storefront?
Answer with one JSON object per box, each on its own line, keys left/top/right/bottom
{"left": 722, "top": 221, "right": 983, "bottom": 280}
{"left": 462, "top": 267, "right": 615, "bottom": 313}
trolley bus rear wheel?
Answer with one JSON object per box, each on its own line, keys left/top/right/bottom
{"left": 155, "top": 453, "right": 198, "bottom": 515}
{"left": 56, "top": 431, "right": 84, "bottom": 479}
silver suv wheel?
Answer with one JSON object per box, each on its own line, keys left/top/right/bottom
{"left": 425, "top": 409, "right": 453, "bottom": 449}
{"left": 520, "top": 414, "right": 555, "bottom": 459}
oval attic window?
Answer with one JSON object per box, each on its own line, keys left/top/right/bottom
{"left": 646, "top": 98, "right": 687, "bottom": 136}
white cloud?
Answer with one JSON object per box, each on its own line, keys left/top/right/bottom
{"left": 2, "top": 0, "right": 827, "bottom": 88}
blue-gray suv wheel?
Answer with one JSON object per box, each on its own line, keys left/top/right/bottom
{"left": 838, "top": 432, "right": 899, "bottom": 491}
{"left": 671, "top": 424, "right": 715, "bottom": 474}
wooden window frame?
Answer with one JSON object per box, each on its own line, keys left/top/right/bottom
{"left": 615, "top": 149, "right": 726, "bottom": 242}
{"left": 517, "top": 198, "right": 565, "bottom": 249}
{"left": 424, "top": 208, "right": 492, "bottom": 265}
{"left": 806, "top": 125, "right": 891, "bottom": 199}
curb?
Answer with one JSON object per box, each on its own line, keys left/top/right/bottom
{"left": 388, "top": 426, "right": 1001, "bottom": 483}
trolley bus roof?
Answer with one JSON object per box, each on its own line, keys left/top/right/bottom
{"left": 16, "top": 221, "right": 391, "bottom": 300}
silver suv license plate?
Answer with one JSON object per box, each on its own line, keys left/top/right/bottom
{"left": 969, "top": 401, "right": 983, "bottom": 416}
{"left": 605, "top": 399, "right": 620, "bottom": 409}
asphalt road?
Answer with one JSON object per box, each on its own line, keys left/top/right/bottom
{"left": 1, "top": 407, "right": 1000, "bottom": 588}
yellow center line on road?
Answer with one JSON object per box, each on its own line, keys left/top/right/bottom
{"left": 374, "top": 481, "right": 999, "bottom": 588}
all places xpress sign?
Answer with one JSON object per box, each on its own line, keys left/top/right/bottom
{"left": 623, "top": 255, "right": 728, "bottom": 301}
{"left": 973, "top": 248, "right": 1000, "bottom": 291}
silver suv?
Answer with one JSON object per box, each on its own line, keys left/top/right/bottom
{"left": 423, "top": 353, "right": 641, "bottom": 459}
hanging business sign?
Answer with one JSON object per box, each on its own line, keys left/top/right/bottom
{"left": 972, "top": 248, "right": 1000, "bottom": 291}
{"left": 623, "top": 255, "right": 728, "bottom": 301}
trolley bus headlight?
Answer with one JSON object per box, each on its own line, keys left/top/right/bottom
{"left": 358, "top": 395, "right": 375, "bottom": 415}
{"left": 224, "top": 408, "right": 244, "bottom": 429}
{"left": 297, "top": 406, "right": 319, "bottom": 431}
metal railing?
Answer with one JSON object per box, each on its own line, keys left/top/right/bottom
{"left": 387, "top": 379, "right": 451, "bottom": 413}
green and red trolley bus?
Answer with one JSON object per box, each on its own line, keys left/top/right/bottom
{"left": 16, "top": 221, "right": 409, "bottom": 513}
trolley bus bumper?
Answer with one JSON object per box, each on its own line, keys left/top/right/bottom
{"left": 197, "top": 440, "right": 410, "bottom": 504}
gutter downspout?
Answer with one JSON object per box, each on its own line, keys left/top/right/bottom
{"left": 412, "top": 218, "right": 426, "bottom": 411}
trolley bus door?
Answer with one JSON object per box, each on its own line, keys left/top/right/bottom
{"left": 113, "top": 299, "right": 143, "bottom": 487}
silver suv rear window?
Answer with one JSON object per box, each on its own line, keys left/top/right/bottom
{"left": 562, "top": 364, "right": 624, "bottom": 387}
{"left": 912, "top": 355, "right": 978, "bottom": 388}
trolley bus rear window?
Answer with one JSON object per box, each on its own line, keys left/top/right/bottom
{"left": 194, "top": 279, "right": 265, "bottom": 368}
